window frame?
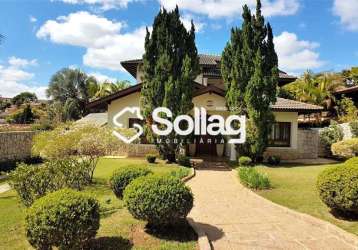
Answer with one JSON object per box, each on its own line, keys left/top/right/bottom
{"left": 268, "top": 122, "right": 291, "bottom": 148}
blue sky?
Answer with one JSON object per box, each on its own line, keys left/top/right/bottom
{"left": 0, "top": 0, "right": 357, "bottom": 99}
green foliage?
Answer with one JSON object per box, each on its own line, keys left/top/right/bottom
{"left": 146, "top": 154, "right": 156, "bottom": 163}
{"left": 345, "top": 157, "right": 358, "bottom": 165}
{"left": 0, "top": 156, "right": 43, "bottom": 172}
{"left": 336, "top": 97, "right": 358, "bottom": 123}
{"left": 6, "top": 105, "right": 37, "bottom": 124}
{"left": 331, "top": 138, "right": 358, "bottom": 159}
{"left": 47, "top": 68, "right": 92, "bottom": 121}
{"left": 10, "top": 159, "right": 93, "bottom": 206}
{"left": 239, "top": 156, "right": 252, "bottom": 166}
{"left": 267, "top": 155, "right": 281, "bottom": 165}
{"left": 221, "top": 1, "right": 278, "bottom": 161}
{"left": 0, "top": 98, "right": 11, "bottom": 111}
{"left": 12, "top": 92, "right": 37, "bottom": 106}
{"left": 124, "top": 175, "right": 193, "bottom": 226}
{"left": 170, "top": 168, "right": 190, "bottom": 179}
{"left": 177, "top": 155, "right": 191, "bottom": 167}
{"left": 109, "top": 166, "right": 152, "bottom": 198}
{"left": 350, "top": 120, "right": 358, "bottom": 137}
{"left": 317, "top": 164, "right": 358, "bottom": 214}
{"left": 238, "top": 167, "right": 270, "bottom": 190}
{"left": 140, "top": 6, "right": 199, "bottom": 161}
{"left": 32, "top": 123, "right": 130, "bottom": 181}
{"left": 25, "top": 189, "right": 100, "bottom": 250}
{"left": 319, "top": 123, "right": 344, "bottom": 152}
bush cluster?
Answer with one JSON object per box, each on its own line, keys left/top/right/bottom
{"left": 170, "top": 168, "right": 190, "bottom": 179}
{"left": 10, "top": 159, "right": 92, "bottom": 206}
{"left": 123, "top": 175, "right": 193, "bottom": 226}
{"left": 238, "top": 167, "right": 270, "bottom": 190}
{"left": 317, "top": 162, "right": 358, "bottom": 214}
{"left": 319, "top": 123, "right": 344, "bottom": 153}
{"left": 267, "top": 155, "right": 281, "bottom": 165}
{"left": 331, "top": 138, "right": 358, "bottom": 159}
{"left": 350, "top": 120, "right": 358, "bottom": 138}
{"left": 109, "top": 166, "right": 152, "bottom": 198}
{"left": 146, "top": 154, "right": 156, "bottom": 163}
{"left": 177, "top": 155, "right": 191, "bottom": 167}
{"left": 238, "top": 156, "right": 252, "bottom": 166}
{"left": 25, "top": 189, "right": 100, "bottom": 250}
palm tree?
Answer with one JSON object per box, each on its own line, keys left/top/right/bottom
{"left": 89, "top": 80, "right": 131, "bottom": 100}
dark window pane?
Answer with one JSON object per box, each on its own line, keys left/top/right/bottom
{"left": 268, "top": 122, "right": 291, "bottom": 147}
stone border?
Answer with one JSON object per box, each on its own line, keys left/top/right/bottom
{"left": 182, "top": 167, "right": 196, "bottom": 183}
{"left": 187, "top": 218, "right": 212, "bottom": 250}
{"left": 233, "top": 171, "right": 358, "bottom": 247}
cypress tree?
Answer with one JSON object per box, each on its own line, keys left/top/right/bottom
{"left": 140, "top": 6, "right": 199, "bottom": 162}
{"left": 221, "top": 0, "right": 279, "bottom": 161}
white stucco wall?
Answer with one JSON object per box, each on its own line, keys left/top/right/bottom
{"left": 108, "top": 92, "right": 141, "bottom": 127}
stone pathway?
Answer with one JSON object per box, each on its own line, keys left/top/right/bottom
{"left": 187, "top": 161, "right": 358, "bottom": 250}
{"left": 0, "top": 183, "right": 11, "bottom": 193}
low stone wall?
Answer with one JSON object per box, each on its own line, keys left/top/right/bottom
{"left": 264, "top": 129, "right": 319, "bottom": 160}
{"left": 0, "top": 131, "right": 36, "bottom": 161}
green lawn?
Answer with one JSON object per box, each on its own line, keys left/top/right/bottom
{"left": 0, "top": 158, "right": 196, "bottom": 250}
{"left": 255, "top": 163, "right": 358, "bottom": 236}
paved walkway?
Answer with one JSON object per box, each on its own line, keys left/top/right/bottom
{"left": 0, "top": 183, "right": 11, "bottom": 193}
{"left": 187, "top": 161, "right": 358, "bottom": 250}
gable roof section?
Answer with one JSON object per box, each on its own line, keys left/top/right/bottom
{"left": 88, "top": 85, "right": 322, "bottom": 113}
{"left": 333, "top": 85, "right": 358, "bottom": 95}
{"left": 121, "top": 54, "right": 297, "bottom": 86}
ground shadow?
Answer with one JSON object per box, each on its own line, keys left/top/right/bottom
{"left": 330, "top": 209, "right": 358, "bottom": 221}
{"left": 88, "top": 236, "right": 132, "bottom": 250}
{"left": 192, "top": 222, "right": 225, "bottom": 242}
{"left": 144, "top": 219, "right": 198, "bottom": 242}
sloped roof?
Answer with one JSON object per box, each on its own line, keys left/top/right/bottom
{"left": 333, "top": 85, "right": 358, "bottom": 95}
{"left": 87, "top": 85, "right": 322, "bottom": 114}
{"left": 75, "top": 113, "right": 108, "bottom": 126}
{"left": 121, "top": 54, "right": 297, "bottom": 85}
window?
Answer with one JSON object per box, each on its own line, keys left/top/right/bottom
{"left": 128, "top": 118, "right": 147, "bottom": 144}
{"left": 268, "top": 122, "right": 291, "bottom": 147}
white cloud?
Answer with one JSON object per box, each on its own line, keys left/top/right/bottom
{"left": 274, "top": 31, "right": 325, "bottom": 73}
{"left": 55, "top": 0, "right": 137, "bottom": 10}
{"left": 89, "top": 72, "right": 116, "bottom": 83}
{"left": 333, "top": 0, "right": 358, "bottom": 31}
{"left": 159, "top": 0, "right": 299, "bottom": 19}
{"left": 37, "top": 11, "right": 147, "bottom": 71}
{"left": 0, "top": 57, "right": 47, "bottom": 99}
{"left": 181, "top": 15, "right": 205, "bottom": 32}
{"left": 8, "top": 57, "right": 37, "bottom": 67}
{"left": 30, "top": 16, "right": 37, "bottom": 23}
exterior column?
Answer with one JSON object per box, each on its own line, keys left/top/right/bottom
{"left": 230, "top": 143, "right": 237, "bottom": 161}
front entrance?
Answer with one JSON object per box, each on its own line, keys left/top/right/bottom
{"left": 195, "top": 135, "right": 217, "bottom": 156}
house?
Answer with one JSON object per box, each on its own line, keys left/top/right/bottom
{"left": 88, "top": 54, "right": 323, "bottom": 160}
{"left": 333, "top": 85, "right": 358, "bottom": 106}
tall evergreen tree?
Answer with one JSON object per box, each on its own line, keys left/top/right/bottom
{"left": 140, "top": 7, "right": 199, "bottom": 162}
{"left": 221, "top": 0, "right": 279, "bottom": 161}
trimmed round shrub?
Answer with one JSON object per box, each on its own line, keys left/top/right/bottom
{"left": 109, "top": 166, "right": 152, "bottom": 198}
{"left": 146, "top": 154, "right": 156, "bottom": 163}
{"left": 267, "top": 155, "right": 281, "bottom": 166}
{"left": 319, "top": 123, "right": 344, "bottom": 153}
{"left": 177, "top": 155, "right": 191, "bottom": 167}
{"left": 346, "top": 157, "right": 358, "bottom": 166}
{"left": 331, "top": 138, "right": 358, "bottom": 159}
{"left": 317, "top": 164, "right": 358, "bottom": 214}
{"left": 123, "top": 175, "right": 193, "bottom": 226}
{"left": 239, "top": 156, "right": 252, "bottom": 166}
{"left": 25, "top": 189, "right": 100, "bottom": 250}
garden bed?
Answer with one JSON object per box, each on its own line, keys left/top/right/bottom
{"left": 0, "top": 158, "right": 197, "bottom": 250}
{"left": 255, "top": 163, "right": 358, "bottom": 236}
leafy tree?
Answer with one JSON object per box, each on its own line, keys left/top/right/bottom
{"left": 221, "top": 0, "right": 278, "bottom": 161}
{"left": 12, "top": 92, "right": 37, "bottom": 106}
{"left": 140, "top": 6, "right": 199, "bottom": 162}
{"left": 47, "top": 68, "right": 91, "bottom": 121}
{"left": 336, "top": 97, "right": 358, "bottom": 123}
{"left": 6, "top": 104, "right": 37, "bottom": 124}
{"left": 0, "top": 98, "right": 11, "bottom": 111}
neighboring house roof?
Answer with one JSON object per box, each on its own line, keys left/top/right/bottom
{"left": 75, "top": 113, "right": 108, "bottom": 126}
{"left": 120, "top": 54, "right": 297, "bottom": 86}
{"left": 88, "top": 85, "right": 322, "bottom": 114}
{"left": 333, "top": 85, "right": 358, "bottom": 95}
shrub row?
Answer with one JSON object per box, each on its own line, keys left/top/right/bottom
{"left": 317, "top": 157, "right": 358, "bottom": 215}
{"left": 238, "top": 167, "right": 270, "bottom": 190}
{"left": 331, "top": 138, "right": 358, "bottom": 159}
{"left": 10, "top": 158, "right": 92, "bottom": 206}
